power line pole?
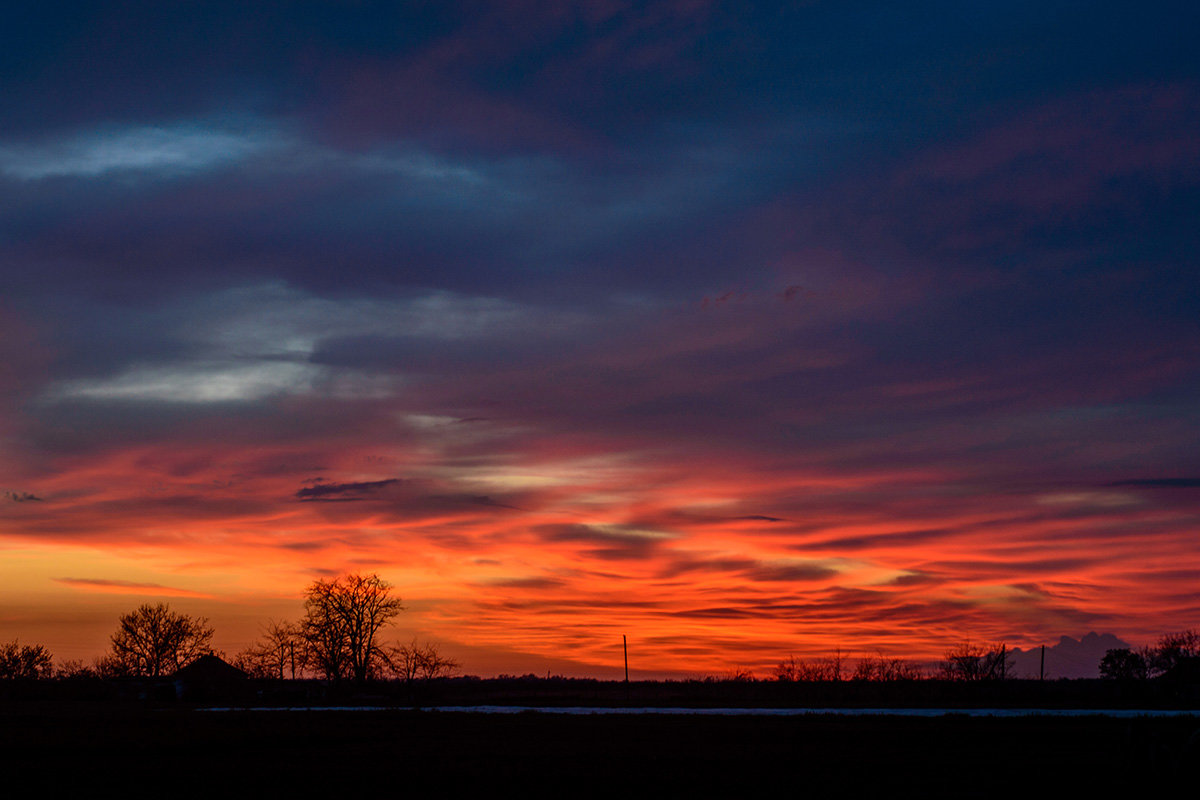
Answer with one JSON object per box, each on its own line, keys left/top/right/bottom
{"left": 1040, "top": 644, "right": 1045, "bottom": 681}
{"left": 623, "top": 634, "right": 629, "bottom": 683}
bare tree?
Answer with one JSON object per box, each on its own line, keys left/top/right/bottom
{"left": 54, "top": 659, "right": 97, "bottom": 679}
{"left": 853, "top": 652, "right": 924, "bottom": 681}
{"left": 300, "top": 573, "right": 404, "bottom": 682}
{"left": 105, "top": 603, "right": 215, "bottom": 677}
{"left": 779, "top": 651, "right": 922, "bottom": 682}
{"left": 775, "top": 655, "right": 822, "bottom": 681}
{"left": 774, "top": 652, "right": 847, "bottom": 681}
{"left": 939, "top": 641, "right": 1012, "bottom": 681}
{"left": 234, "top": 620, "right": 302, "bottom": 679}
{"left": 830, "top": 648, "right": 844, "bottom": 682}
{"left": 390, "top": 639, "right": 460, "bottom": 682}
{"left": 774, "top": 655, "right": 801, "bottom": 681}
{"left": 1147, "top": 629, "right": 1200, "bottom": 676}
{"left": 0, "top": 640, "right": 54, "bottom": 679}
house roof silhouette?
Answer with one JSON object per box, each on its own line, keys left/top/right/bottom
{"left": 173, "top": 654, "right": 248, "bottom": 682}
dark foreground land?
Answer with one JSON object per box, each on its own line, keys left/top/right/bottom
{"left": 2, "top": 702, "right": 1197, "bottom": 796}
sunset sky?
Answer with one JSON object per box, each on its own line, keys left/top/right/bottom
{"left": 2, "top": 2, "right": 1199, "bottom": 678}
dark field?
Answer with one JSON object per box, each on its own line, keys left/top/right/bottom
{"left": 3, "top": 703, "right": 1197, "bottom": 796}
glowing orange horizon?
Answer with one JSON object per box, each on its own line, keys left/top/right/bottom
{"left": 3, "top": 422, "right": 1196, "bottom": 678}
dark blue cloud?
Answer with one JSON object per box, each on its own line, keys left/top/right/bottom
{"left": 3, "top": 2, "right": 1197, "bottom": 317}
{"left": 1108, "top": 478, "right": 1200, "bottom": 489}
{"left": 3, "top": 1, "right": 1199, "bottom": 548}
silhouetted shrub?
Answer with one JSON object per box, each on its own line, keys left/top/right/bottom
{"left": 1098, "top": 648, "right": 1148, "bottom": 680}
{"left": 0, "top": 640, "right": 53, "bottom": 679}
{"left": 939, "top": 642, "right": 1012, "bottom": 680}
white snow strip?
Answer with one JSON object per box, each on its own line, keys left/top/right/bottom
{"left": 198, "top": 705, "right": 1200, "bottom": 717}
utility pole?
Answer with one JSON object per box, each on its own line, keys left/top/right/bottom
{"left": 1039, "top": 644, "right": 1045, "bottom": 681}
{"left": 623, "top": 634, "right": 629, "bottom": 683}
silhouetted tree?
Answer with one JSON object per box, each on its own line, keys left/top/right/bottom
{"left": 234, "top": 620, "right": 302, "bottom": 679}
{"left": 829, "top": 648, "right": 845, "bottom": 681}
{"left": 1099, "top": 648, "right": 1148, "bottom": 680}
{"left": 1147, "top": 629, "right": 1200, "bottom": 676}
{"left": 853, "top": 652, "right": 924, "bottom": 681}
{"left": 774, "top": 655, "right": 801, "bottom": 681}
{"left": 773, "top": 652, "right": 846, "bottom": 681}
{"left": 299, "top": 573, "right": 403, "bottom": 682}
{"left": 54, "top": 659, "right": 97, "bottom": 679}
{"left": 105, "top": 603, "right": 215, "bottom": 677}
{"left": 0, "top": 639, "right": 53, "bottom": 679}
{"left": 390, "top": 639, "right": 460, "bottom": 682}
{"left": 939, "top": 641, "right": 1012, "bottom": 680}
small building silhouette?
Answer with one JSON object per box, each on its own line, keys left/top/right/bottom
{"left": 172, "top": 654, "right": 248, "bottom": 701}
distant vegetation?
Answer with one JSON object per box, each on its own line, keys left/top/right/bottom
{"left": 0, "top": 639, "right": 53, "bottom": 679}
{"left": 772, "top": 641, "right": 1009, "bottom": 683}
{"left": 1, "top": 573, "right": 457, "bottom": 683}
{"left": 2, "top": 586, "right": 1197, "bottom": 689}
{"left": 1099, "top": 629, "right": 1200, "bottom": 681}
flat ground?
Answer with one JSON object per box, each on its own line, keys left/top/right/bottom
{"left": 2, "top": 704, "right": 1197, "bottom": 796}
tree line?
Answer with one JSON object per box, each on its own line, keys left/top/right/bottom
{"left": 0, "top": 573, "right": 457, "bottom": 683}
{"left": 4, "top": 587, "right": 1198, "bottom": 683}
{"left": 772, "top": 641, "right": 1010, "bottom": 683}
{"left": 772, "top": 634, "right": 1200, "bottom": 682}
{"left": 1098, "top": 630, "right": 1200, "bottom": 680}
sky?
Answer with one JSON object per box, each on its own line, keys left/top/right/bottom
{"left": 2, "top": 1, "right": 1199, "bottom": 678}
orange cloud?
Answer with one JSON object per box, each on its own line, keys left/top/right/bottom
{"left": 54, "top": 578, "right": 213, "bottom": 599}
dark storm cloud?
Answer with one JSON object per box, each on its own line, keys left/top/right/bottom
{"left": 797, "top": 527, "right": 960, "bottom": 553}
{"left": 926, "top": 558, "right": 1100, "bottom": 578}
{"left": 296, "top": 478, "right": 402, "bottom": 501}
{"left": 746, "top": 563, "right": 839, "bottom": 582}
{"left": 534, "top": 523, "right": 664, "bottom": 545}
{"left": 473, "top": 496, "right": 521, "bottom": 511}
{"left": 1, "top": 120, "right": 825, "bottom": 306}
{"left": 1008, "top": 633, "right": 1132, "bottom": 679}
{"left": 291, "top": 477, "right": 527, "bottom": 524}
{"left": 309, "top": 328, "right": 580, "bottom": 373}
{"left": 669, "top": 607, "right": 760, "bottom": 620}
{"left": 534, "top": 523, "right": 673, "bottom": 561}
{"left": 3, "top": 2, "right": 1192, "bottom": 309}
{"left": 4, "top": 491, "right": 43, "bottom": 502}
{"left": 886, "top": 572, "right": 941, "bottom": 587}
{"left": 483, "top": 577, "right": 566, "bottom": 590}
{"left": 1107, "top": 478, "right": 1200, "bottom": 489}
{"left": 659, "top": 556, "right": 837, "bottom": 583}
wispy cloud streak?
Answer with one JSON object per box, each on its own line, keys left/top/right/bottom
{"left": 0, "top": 124, "right": 276, "bottom": 179}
